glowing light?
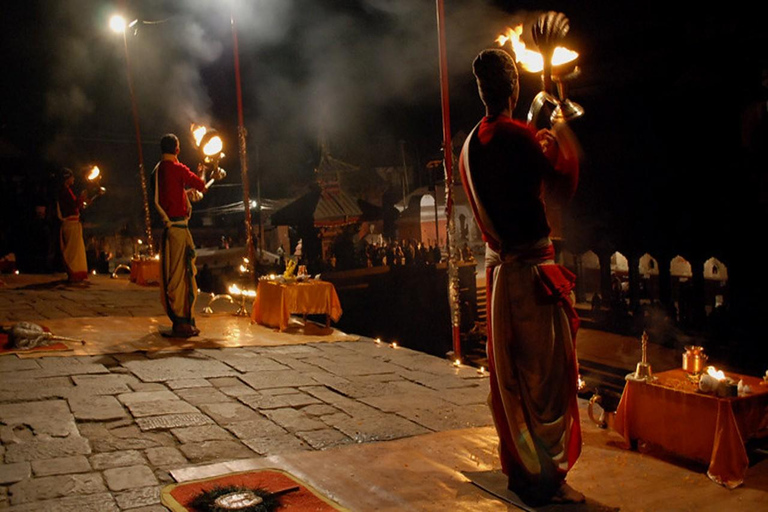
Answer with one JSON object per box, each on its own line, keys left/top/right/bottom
{"left": 391, "top": 341, "right": 398, "bottom": 348}
{"left": 153, "top": 254, "right": 160, "bottom": 260}
{"left": 137, "top": 239, "right": 143, "bottom": 245}
{"left": 14, "top": 270, "right": 20, "bottom": 275}
{"left": 374, "top": 338, "right": 382, "bottom": 344}
{"left": 497, "top": 25, "right": 578, "bottom": 73}
{"left": 249, "top": 200, "right": 257, "bottom": 209}
{"left": 109, "top": 15, "right": 127, "bottom": 33}
{"left": 87, "top": 166, "right": 101, "bottom": 181}
{"left": 706, "top": 366, "right": 726, "bottom": 381}
{"left": 228, "top": 283, "right": 256, "bottom": 298}
{"left": 453, "top": 359, "right": 461, "bottom": 367}
{"left": 478, "top": 366, "right": 486, "bottom": 375}
{"left": 243, "top": 257, "right": 250, "bottom": 264}
{"left": 202, "top": 135, "right": 223, "bottom": 156}
{"left": 191, "top": 125, "right": 207, "bottom": 146}
{"left": 91, "top": 270, "right": 97, "bottom": 275}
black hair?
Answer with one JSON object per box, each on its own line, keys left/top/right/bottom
{"left": 160, "top": 133, "right": 179, "bottom": 155}
{"left": 472, "top": 49, "right": 519, "bottom": 114}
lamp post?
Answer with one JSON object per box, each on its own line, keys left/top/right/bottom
{"left": 110, "top": 14, "right": 154, "bottom": 256}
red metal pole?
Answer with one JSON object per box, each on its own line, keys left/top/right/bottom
{"left": 231, "top": 8, "right": 256, "bottom": 267}
{"left": 122, "top": 30, "right": 154, "bottom": 256}
{"left": 435, "top": 0, "right": 461, "bottom": 359}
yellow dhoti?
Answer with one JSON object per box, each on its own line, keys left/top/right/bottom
{"left": 160, "top": 221, "right": 198, "bottom": 327}
{"left": 60, "top": 217, "right": 88, "bottom": 281}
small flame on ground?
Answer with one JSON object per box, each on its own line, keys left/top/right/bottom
{"left": 390, "top": 341, "right": 398, "bottom": 348}
{"left": 578, "top": 375, "right": 586, "bottom": 391}
{"left": 478, "top": 366, "right": 486, "bottom": 375}
{"left": 453, "top": 359, "right": 461, "bottom": 367}
{"left": 374, "top": 338, "right": 382, "bottom": 344}
{"left": 496, "top": 25, "right": 578, "bottom": 73}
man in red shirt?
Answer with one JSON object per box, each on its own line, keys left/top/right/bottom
{"left": 459, "top": 49, "right": 583, "bottom": 505}
{"left": 153, "top": 134, "right": 207, "bottom": 337}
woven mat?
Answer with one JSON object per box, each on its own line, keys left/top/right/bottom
{"left": 161, "top": 468, "right": 348, "bottom": 511}
{"left": 0, "top": 332, "right": 72, "bottom": 356}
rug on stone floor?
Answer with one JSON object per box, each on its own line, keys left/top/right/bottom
{"left": 0, "top": 331, "right": 72, "bottom": 356}
{"left": 161, "top": 468, "right": 349, "bottom": 512}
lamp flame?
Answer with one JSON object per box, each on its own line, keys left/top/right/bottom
{"left": 191, "top": 124, "right": 207, "bottom": 146}
{"left": 109, "top": 15, "right": 126, "bottom": 33}
{"left": 497, "top": 25, "right": 578, "bottom": 73}
{"left": 706, "top": 366, "right": 726, "bottom": 381}
{"left": 202, "top": 135, "right": 223, "bottom": 156}
{"left": 87, "top": 166, "right": 101, "bottom": 181}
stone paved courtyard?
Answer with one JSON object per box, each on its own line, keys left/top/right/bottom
{"left": 0, "top": 275, "right": 491, "bottom": 510}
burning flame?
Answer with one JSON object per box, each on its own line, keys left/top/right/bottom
{"left": 228, "top": 284, "right": 256, "bottom": 298}
{"left": 202, "top": 135, "right": 223, "bottom": 156}
{"left": 497, "top": 25, "right": 578, "bottom": 73}
{"left": 87, "top": 166, "right": 101, "bottom": 181}
{"left": 453, "top": 359, "right": 461, "bottom": 367}
{"left": 706, "top": 366, "right": 726, "bottom": 381}
{"left": 191, "top": 124, "right": 207, "bottom": 146}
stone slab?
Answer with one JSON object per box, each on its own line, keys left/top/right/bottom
{"left": 0, "top": 400, "right": 79, "bottom": 437}
{"left": 89, "top": 450, "right": 146, "bottom": 470}
{"left": 122, "top": 358, "right": 237, "bottom": 383}
{"left": 116, "top": 390, "right": 179, "bottom": 405}
{"left": 238, "top": 392, "right": 322, "bottom": 410}
{"left": 103, "top": 464, "right": 158, "bottom": 491}
{"left": 239, "top": 370, "right": 319, "bottom": 390}
{"left": 295, "top": 428, "right": 353, "bottom": 450}
{"left": 197, "top": 402, "right": 263, "bottom": 425}
{"left": 8, "top": 472, "right": 106, "bottom": 505}
{"left": 0, "top": 492, "right": 118, "bottom": 512}
{"left": 113, "top": 485, "right": 163, "bottom": 509}
{"left": 0, "top": 462, "right": 31, "bottom": 484}
{"left": 171, "top": 425, "right": 234, "bottom": 443}
{"left": 144, "top": 447, "right": 187, "bottom": 467}
{"left": 173, "top": 387, "right": 233, "bottom": 405}
{"left": 166, "top": 379, "right": 212, "bottom": 390}
{"left": 262, "top": 408, "right": 327, "bottom": 432}
{"left": 322, "top": 411, "right": 430, "bottom": 443}
{"left": 125, "top": 399, "right": 199, "bottom": 418}
{"left": 4, "top": 436, "right": 91, "bottom": 463}
{"left": 135, "top": 413, "right": 213, "bottom": 431}
{"left": 178, "top": 440, "right": 256, "bottom": 463}
{"left": 241, "top": 432, "right": 310, "bottom": 456}
{"left": 78, "top": 423, "right": 176, "bottom": 452}
{"left": 31, "top": 455, "right": 91, "bottom": 476}
{"left": 68, "top": 395, "right": 128, "bottom": 421}
{"left": 223, "top": 418, "right": 288, "bottom": 440}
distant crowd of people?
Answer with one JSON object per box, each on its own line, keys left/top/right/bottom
{"left": 321, "top": 238, "right": 476, "bottom": 272}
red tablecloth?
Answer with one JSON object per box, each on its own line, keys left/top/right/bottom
{"left": 130, "top": 258, "right": 160, "bottom": 286}
{"left": 251, "top": 280, "right": 342, "bottom": 331}
{"left": 614, "top": 368, "right": 768, "bottom": 488}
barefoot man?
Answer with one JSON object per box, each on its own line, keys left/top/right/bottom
{"left": 459, "top": 49, "right": 583, "bottom": 506}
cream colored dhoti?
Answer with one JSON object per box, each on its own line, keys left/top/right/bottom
{"left": 160, "top": 221, "right": 198, "bottom": 327}
{"left": 60, "top": 217, "right": 88, "bottom": 281}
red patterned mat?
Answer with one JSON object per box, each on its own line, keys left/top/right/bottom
{"left": 162, "top": 468, "right": 348, "bottom": 511}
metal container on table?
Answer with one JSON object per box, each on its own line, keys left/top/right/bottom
{"left": 682, "top": 345, "right": 707, "bottom": 374}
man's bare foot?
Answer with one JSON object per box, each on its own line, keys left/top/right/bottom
{"left": 551, "top": 482, "right": 585, "bottom": 503}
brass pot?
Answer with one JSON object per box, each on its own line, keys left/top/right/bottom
{"left": 682, "top": 345, "right": 707, "bottom": 374}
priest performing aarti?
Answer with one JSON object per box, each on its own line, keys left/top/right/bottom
{"left": 152, "top": 133, "right": 208, "bottom": 338}
{"left": 458, "top": 47, "right": 583, "bottom": 505}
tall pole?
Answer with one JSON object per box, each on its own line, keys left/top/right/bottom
{"left": 230, "top": 8, "right": 256, "bottom": 266}
{"left": 435, "top": 0, "right": 461, "bottom": 358}
{"left": 122, "top": 30, "right": 154, "bottom": 256}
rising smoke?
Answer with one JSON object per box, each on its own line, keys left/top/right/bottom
{"left": 41, "top": 0, "right": 523, "bottom": 195}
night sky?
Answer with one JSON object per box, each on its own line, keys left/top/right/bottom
{"left": 1, "top": 0, "right": 766, "bottom": 261}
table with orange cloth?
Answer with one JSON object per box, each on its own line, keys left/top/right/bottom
{"left": 251, "top": 279, "right": 342, "bottom": 331}
{"left": 130, "top": 257, "right": 160, "bottom": 286}
{"left": 614, "top": 368, "right": 768, "bottom": 488}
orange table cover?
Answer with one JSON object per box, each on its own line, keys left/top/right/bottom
{"left": 251, "top": 280, "right": 342, "bottom": 331}
{"left": 130, "top": 258, "right": 160, "bottom": 286}
{"left": 614, "top": 368, "right": 768, "bottom": 488}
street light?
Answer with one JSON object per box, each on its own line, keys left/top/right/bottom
{"left": 109, "top": 13, "right": 154, "bottom": 256}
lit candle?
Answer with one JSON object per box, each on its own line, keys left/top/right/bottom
{"left": 390, "top": 341, "right": 398, "bottom": 349}
{"left": 374, "top": 338, "right": 382, "bottom": 344}
{"left": 477, "top": 366, "right": 486, "bottom": 375}
{"left": 453, "top": 359, "right": 461, "bottom": 368}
